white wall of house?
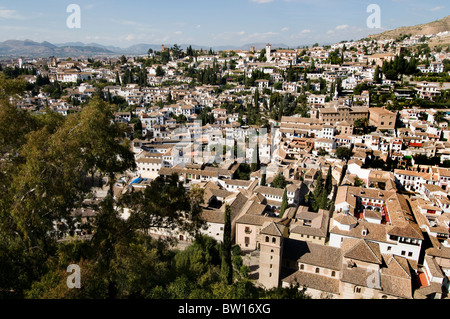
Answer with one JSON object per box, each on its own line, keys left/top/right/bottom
{"left": 200, "top": 222, "right": 224, "bottom": 243}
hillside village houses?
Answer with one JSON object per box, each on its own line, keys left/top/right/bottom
{"left": 4, "top": 33, "right": 450, "bottom": 299}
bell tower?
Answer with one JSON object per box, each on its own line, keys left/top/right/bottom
{"left": 265, "top": 43, "right": 272, "bottom": 61}
{"left": 258, "top": 222, "right": 285, "bottom": 289}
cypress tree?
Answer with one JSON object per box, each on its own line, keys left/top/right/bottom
{"left": 254, "top": 87, "right": 259, "bottom": 108}
{"left": 318, "top": 188, "right": 329, "bottom": 210}
{"left": 221, "top": 205, "right": 232, "bottom": 284}
{"left": 260, "top": 173, "right": 266, "bottom": 186}
{"left": 280, "top": 189, "right": 288, "bottom": 217}
{"left": 325, "top": 166, "right": 333, "bottom": 196}
{"left": 374, "top": 66, "right": 381, "bottom": 84}
{"left": 313, "top": 171, "right": 323, "bottom": 198}
{"left": 311, "top": 171, "right": 324, "bottom": 212}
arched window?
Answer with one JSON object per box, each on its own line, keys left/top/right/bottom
{"left": 265, "top": 236, "right": 269, "bottom": 243}
{"left": 315, "top": 267, "right": 320, "bottom": 274}
{"left": 300, "top": 264, "right": 304, "bottom": 270}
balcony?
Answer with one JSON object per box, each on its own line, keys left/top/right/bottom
{"left": 398, "top": 237, "right": 421, "bottom": 246}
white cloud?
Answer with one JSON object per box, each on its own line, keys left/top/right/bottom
{"left": 249, "top": 0, "right": 274, "bottom": 3}
{"left": 175, "top": 31, "right": 182, "bottom": 35}
{"left": 212, "top": 30, "right": 249, "bottom": 42}
{"left": 85, "top": 35, "right": 101, "bottom": 41}
{"left": 301, "top": 29, "right": 311, "bottom": 34}
{"left": 335, "top": 24, "right": 349, "bottom": 30}
{"left": 431, "top": 6, "right": 444, "bottom": 11}
{"left": 124, "top": 34, "right": 136, "bottom": 42}
{"left": 281, "top": 27, "right": 289, "bottom": 32}
{"left": 241, "top": 31, "right": 278, "bottom": 42}
{"left": 0, "top": 8, "right": 23, "bottom": 20}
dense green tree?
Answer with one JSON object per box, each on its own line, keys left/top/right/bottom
{"left": 119, "top": 174, "right": 204, "bottom": 238}
{"left": 186, "top": 45, "right": 194, "bottom": 57}
{"left": 354, "top": 117, "right": 370, "bottom": 135}
{"left": 335, "top": 147, "right": 353, "bottom": 161}
{"left": 354, "top": 176, "right": 365, "bottom": 187}
{"left": 236, "top": 163, "right": 251, "bottom": 180}
{"left": 156, "top": 65, "right": 165, "bottom": 77}
{"left": 434, "top": 111, "right": 447, "bottom": 123}
{"left": 381, "top": 54, "right": 418, "bottom": 81}
{"left": 160, "top": 50, "right": 170, "bottom": 65}
{"left": 0, "top": 75, "right": 136, "bottom": 297}
{"left": 198, "top": 107, "right": 215, "bottom": 125}
{"left": 307, "top": 168, "right": 333, "bottom": 212}
{"left": 171, "top": 44, "right": 184, "bottom": 60}
{"left": 272, "top": 174, "right": 287, "bottom": 189}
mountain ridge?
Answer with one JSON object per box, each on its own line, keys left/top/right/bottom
{"left": 367, "top": 15, "right": 450, "bottom": 41}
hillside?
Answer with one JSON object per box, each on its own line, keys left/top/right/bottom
{"left": 368, "top": 15, "right": 450, "bottom": 41}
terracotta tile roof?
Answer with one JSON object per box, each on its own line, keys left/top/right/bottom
{"left": 341, "top": 267, "right": 381, "bottom": 289}
{"left": 201, "top": 208, "right": 224, "bottom": 224}
{"left": 333, "top": 212, "right": 358, "bottom": 226}
{"left": 283, "top": 239, "right": 342, "bottom": 271}
{"left": 260, "top": 221, "right": 286, "bottom": 237}
{"left": 380, "top": 255, "right": 414, "bottom": 299}
{"left": 282, "top": 271, "right": 341, "bottom": 294}
{"left": 254, "top": 185, "right": 286, "bottom": 197}
{"left": 330, "top": 219, "right": 390, "bottom": 243}
{"left": 235, "top": 213, "right": 278, "bottom": 227}
{"left": 342, "top": 239, "right": 383, "bottom": 265}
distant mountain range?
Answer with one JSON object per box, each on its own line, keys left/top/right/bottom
{"left": 0, "top": 40, "right": 114, "bottom": 58}
{"left": 0, "top": 40, "right": 291, "bottom": 58}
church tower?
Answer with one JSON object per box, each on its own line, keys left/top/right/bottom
{"left": 258, "top": 222, "right": 286, "bottom": 289}
{"left": 265, "top": 43, "right": 272, "bottom": 62}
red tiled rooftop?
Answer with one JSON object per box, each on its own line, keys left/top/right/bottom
{"left": 418, "top": 272, "right": 429, "bottom": 288}
{"left": 410, "top": 143, "right": 422, "bottom": 147}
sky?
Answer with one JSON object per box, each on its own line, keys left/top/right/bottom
{"left": 0, "top": 0, "right": 448, "bottom": 48}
